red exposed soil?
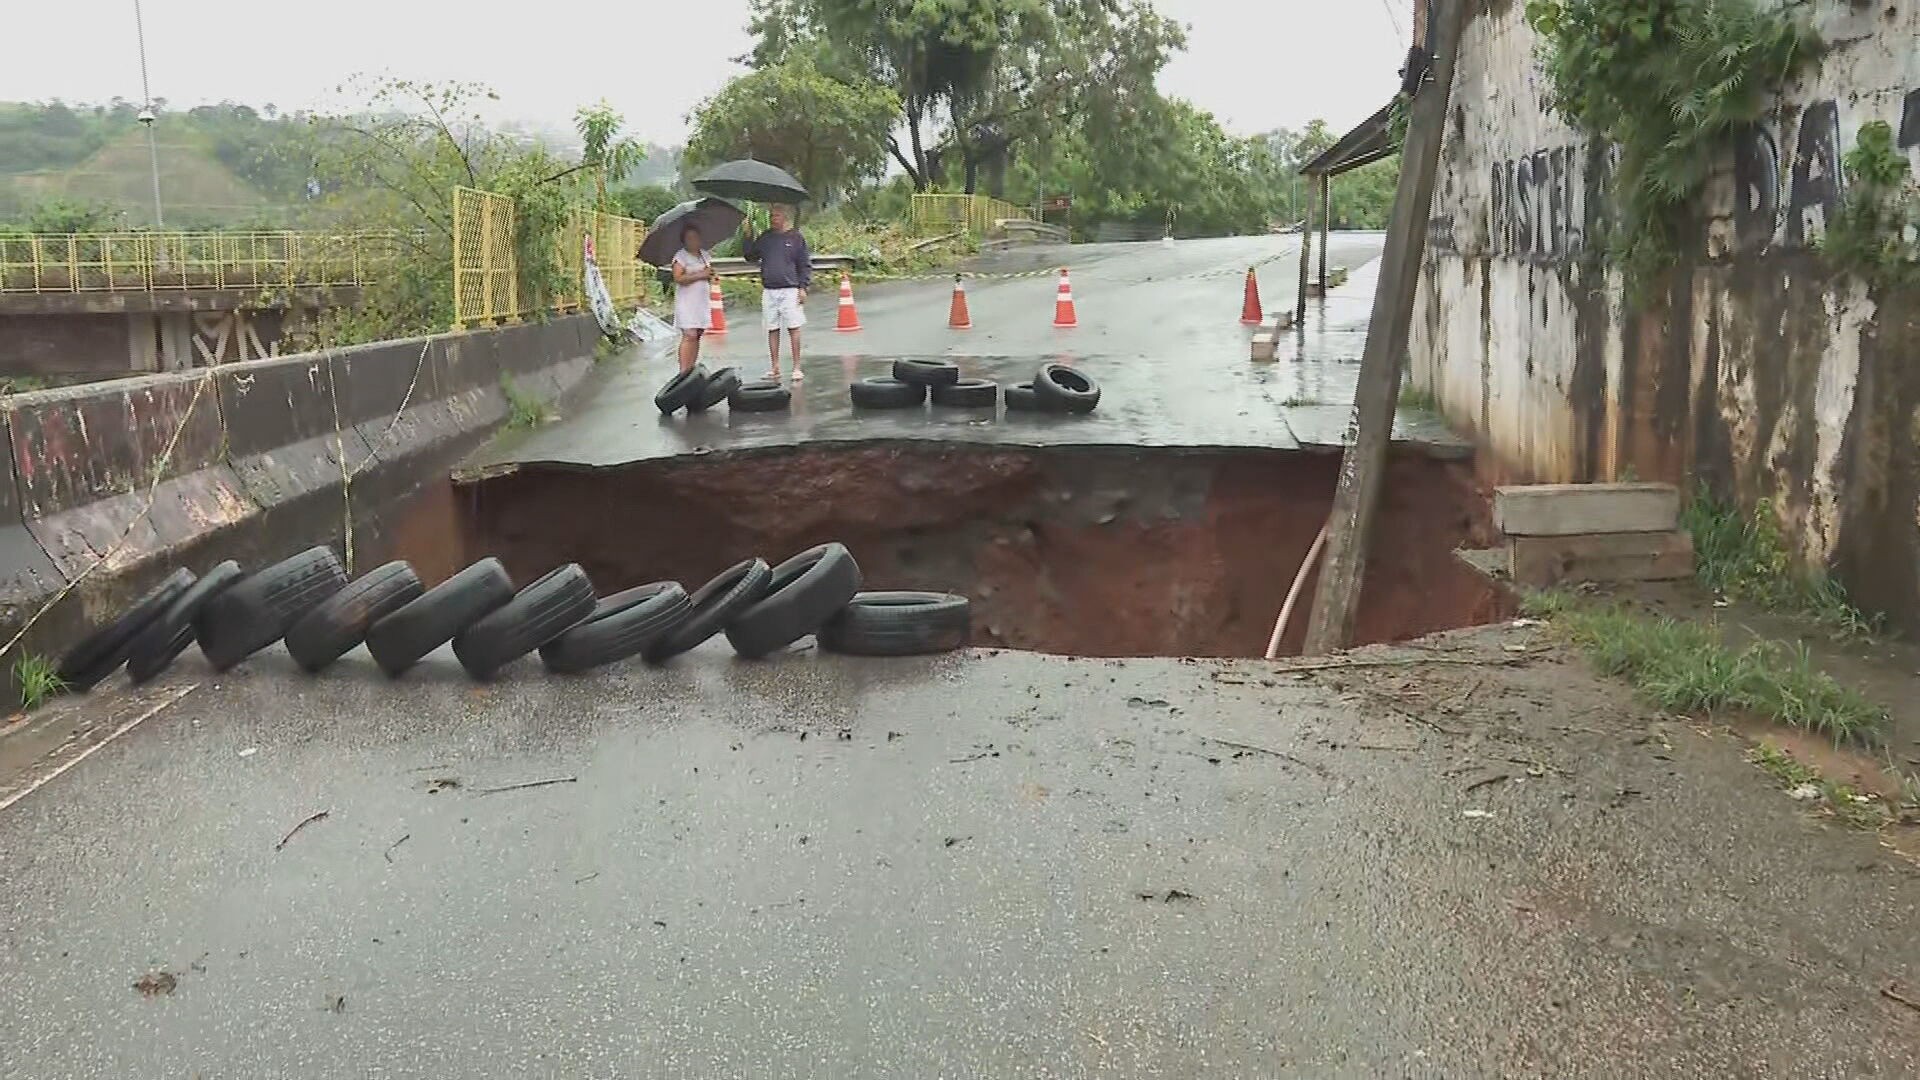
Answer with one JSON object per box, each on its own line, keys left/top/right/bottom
{"left": 438, "top": 445, "right": 1513, "bottom": 658}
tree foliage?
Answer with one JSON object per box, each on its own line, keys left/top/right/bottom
{"left": 684, "top": 53, "right": 900, "bottom": 201}
{"left": 1526, "top": 0, "right": 1817, "bottom": 294}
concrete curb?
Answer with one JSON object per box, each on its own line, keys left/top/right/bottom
{"left": 0, "top": 314, "right": 601, "bottom": 701}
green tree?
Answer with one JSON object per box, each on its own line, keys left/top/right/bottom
{"left": 684, "top": 53, "right": 900, "bottom": 202}
{"left": 610, "top": 183, "right": 682, "bottom": 224}
{"left": 574, "top": 101, "right": 641, "bottom": 208}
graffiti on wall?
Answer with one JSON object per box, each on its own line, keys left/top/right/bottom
{"left": 1443, "top": 88, "right": 1920, "bottom": 262}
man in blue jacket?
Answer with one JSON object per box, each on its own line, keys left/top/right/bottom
{"left": 742, "top": 204, "right": 812, "bottom": 382}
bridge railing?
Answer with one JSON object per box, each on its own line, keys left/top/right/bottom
{"left": 452, "top": 187, "right": 647, "bottom": 327}
{"left": 0, "top": 231, "right": 399, "bottom": 294}
{"left": 909, "top": 193, "right": 1036, "bottom": 237}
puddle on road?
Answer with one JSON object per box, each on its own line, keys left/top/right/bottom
{"left": 422, "top": 445, "right": 1513, "bottom": 658}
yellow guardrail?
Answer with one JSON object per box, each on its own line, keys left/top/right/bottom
{"left": 910, "top": 193, "right": 1036, "bottom": 236}
{"left": 453, "top": 187, "right": 646, "bottom": 327}
{"left": 0, "top": 230, "right": 396, "bottom": 294}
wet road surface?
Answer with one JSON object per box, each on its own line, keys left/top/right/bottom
{"left": 464, "top": 233, "right": 1467, "bottom": 476}
{"left": 5, "top": 627, "right": 1920, "bottom": 1076}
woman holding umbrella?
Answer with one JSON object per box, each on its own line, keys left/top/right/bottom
{"left": 669, "top": 223, "right": 715, "bottom": 375}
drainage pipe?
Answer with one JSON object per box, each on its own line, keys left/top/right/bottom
{"left": 1265, "top": 523, "right": 1330, "bottom": 660}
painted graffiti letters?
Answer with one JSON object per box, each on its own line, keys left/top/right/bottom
{"left": 1483, "top": 144, "right": 1587, "bottom": 263}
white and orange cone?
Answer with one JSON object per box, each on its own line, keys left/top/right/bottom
{"left": 707, "top": 280, "right": 728, "bottom": 335}
{"left": 948, "top": 275, "right": 972, "bottom": 330}
{"left": 834, "top": 271, "right": 862, "bottom": 332}
{"left": 1239, "top": 268, "right": 1263, "bottom": 325}
{"left": 1052, "top": 268, "right": 1078, "bottom": 328}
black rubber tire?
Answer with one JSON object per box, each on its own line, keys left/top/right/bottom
{"left": 539, "top": 581, "right": 692, "bottom": 674}
{"left": 644, "top": 558, "right": 773, "bottom": 663}
{"left": 724, "top": 543, "right": 864, "bottom": 659}
{"left": 655, "top": 365, "right": 709, "bottom": 414}
{"left": 819, "top": 591, "right": 972, "bottom": 656}
{"left": 58, "top": 567, "right": 196, "bottom": 690}
{"left": 729, "top": 379, "right": 792, "bottom": 412}
{"left": 197, "top": 547, "right": 348, "bottom": 672}
{"left": 365, "top": 558, "right": 515, "bottom": 677}
{"left": 850, "top": 376, "right": 925, "bottom": 409}
{"left": 452, "top": 563, "right": 597, "bottom": 680}
{"left": 930, "top": 378, "right": 998, "bottom": 408}
{"left": 1034, "top": 363, "right": 1101, "bottom": 414}
{"left": 893, "top": 358, "right": 961, "bottom": 387}
{"left": 1004, "top": 382, "right": 1040, "bottom": 411}
{"left": 125, "top": 561, "right": 244, "bottom": 684}
{"left": 283, "top": 561, "right": 425, "bottom": 673}
{"left": 690, "top": 366, "right": 741, "bottom": 411}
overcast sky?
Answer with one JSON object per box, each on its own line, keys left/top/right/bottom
{"left": 5, "top": 0, "right": 1414, "bottom": 143}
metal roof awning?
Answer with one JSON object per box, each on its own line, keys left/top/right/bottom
{"left": 1299, "top": 101, "right": 1399, "bottom": 177}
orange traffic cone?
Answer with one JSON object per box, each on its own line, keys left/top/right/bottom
{"left": 948, "top": 275, "right": 972, "bottom": 330}
{"left": 834, "top": 271, "right": 862, "bottom": 332}
{"left": 1240, "top": 268, "right": 1263, "bottom": 325}
{"left": 1052, "top": 268, "right": 1078, "bottom": 328}
{"left": 707, "top": 281, "right": 728, "bottom": 335}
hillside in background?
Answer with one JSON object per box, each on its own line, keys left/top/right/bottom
{"left": 0, "top": 100, "right": 687, "bottom": 230}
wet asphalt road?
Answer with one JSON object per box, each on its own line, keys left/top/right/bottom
{"left": 5, "top": 630, "right": 1920, "bottom": 1077}
{"left": 462, "top": 233, "right": 1470, "bottom": 476}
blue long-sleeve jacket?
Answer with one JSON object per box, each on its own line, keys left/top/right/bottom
{"left": 744, "top": 227, "right": 813, "bottom": 289}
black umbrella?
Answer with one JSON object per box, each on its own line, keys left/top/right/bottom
{"left": 639, "top": 197, "right": 746, "bottom": 267}
{"left": 690, "top": 160, "right": 809, "bottom": 205}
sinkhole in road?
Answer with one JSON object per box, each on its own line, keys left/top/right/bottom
{"left": 444, "top": 445, "right": 1513, "bottom": 658}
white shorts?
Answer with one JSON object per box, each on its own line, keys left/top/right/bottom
{"left": 762, "top": 287, "right": 807, "bottom": 331}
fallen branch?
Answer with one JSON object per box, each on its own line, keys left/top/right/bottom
{"left": 1883, "top": 984, "right": 1920, "bottom": 1013}
{"left": 475, "top": 776, "right": 578, "bottom": 796}
{"left": 383, "top": 833, "right": 410, "bottom": 863}
{"left": 1462, "top": 773, "right": 1510, "bottom": 795}
{"left": 275, "top": 810, "right": 332, "bottom": 852}
{"left": 1200, "top": 737, "right": 1335, "bottom": 780}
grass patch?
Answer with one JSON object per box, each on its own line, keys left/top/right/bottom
{"left": 1681, "top": 487, "right": 1879, "bottom": 638}
{"left": 1527, "top": 591, "right": 1886, "bottom": 744}
{"left": 1397, "top": 380, "right": 1438, "bottom": 411}
{"left": 1748, "top": 742, "right": 1890, "bottom": 830}
{"left": 500, "top": 376, "right": 551, "bottom": 431}
{"left": 593, "top": 334, "right": 622, "bottom": 363}
{"left": 14, "top": 653, "right": 65, "bottom": 710}
{"left": 1279, "top": 393, "right": 1320, "bottom": 407}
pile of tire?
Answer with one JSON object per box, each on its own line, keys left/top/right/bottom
{"left": 655, "top": 365, "right": 791, "bottom": 416}
{"left": 852, "top": 359, "right": 1099, "bottom": 415}
{"left": 55, "top": 542, "right": 972, "bottom": 692}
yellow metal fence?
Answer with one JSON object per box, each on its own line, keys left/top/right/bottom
{"left": 452, "top": 186, "right": 646, "bottom": 327}
{"left": 909, "top": 193, "right": 1035, "bottom": 236}
{"left": 0, "top": 230, "right": 396, "bottom": 294}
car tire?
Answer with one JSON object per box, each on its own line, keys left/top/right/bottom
{"left": 850, "top": 376, "right": 925, "bottom": 408}
{"left": 929, "top": 378, "right": 998, "bottom": 408}
{"left": 283, "top": 561, "right": 425, "bottom": 673}
{"left": 729, "top": 379, "right": 792, "bottom": 412}
{"left": 452, "top": 564, "right": 597, "bottom": 680}
{"left": 655, "top": 365, "right": 709, "bottom": 414}
{"left": 197, "top": 547, "right": 348, "bottom": 672}
{"left": 818, "top": 591, "right": 972, "bottom": 656}
{"left": 365, "top": 558, "right": 515, "bottom": 677}
{"left": 1034, "top": 363, "right": 1101, "bottom": 414}
{"left": 125, "top": 561, "right": 244, "bottom": 684}
{"left": 58, "top": 567, "right": 196, "bottom": 690}
{"left": 1004, "top": 382, "right": 1041, "bottom": 411}
{"left": 539, "top": 581, "right": 692, "bottom": 674}
{"left": 690, "top": 366, "right": 741, "bottom": 411}
{"left": 723, "top": 543, "right": 864, "bottom": 659}
{"left": 644, "top": 558, "right": 773, "bottom": 663}
{"left": 893, "top": 358, "right": 961, "bottom": 387}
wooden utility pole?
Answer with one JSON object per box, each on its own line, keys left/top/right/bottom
{"left": 1301, "top": 0, "right": 1466, "bottom": 655}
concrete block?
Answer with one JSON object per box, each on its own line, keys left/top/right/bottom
{"left": 7, "top": 371, "right": 255, "bottom": 579}
{"left": 1508, "top": 530, "right": 1696, "bottom": 588}
{"left": 1250, "top": 332, "right": 1277, "bottom": 361}
{"left": 1494, "top": 482, "right": 1680, "bottom": 537}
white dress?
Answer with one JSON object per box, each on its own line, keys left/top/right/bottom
{"left": 672, "top": 249, "right": 712, "bottom": 330}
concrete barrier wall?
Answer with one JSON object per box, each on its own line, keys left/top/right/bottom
{"left": 0, "top": 314, "right": 602, "bottom": 692}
